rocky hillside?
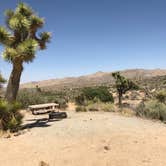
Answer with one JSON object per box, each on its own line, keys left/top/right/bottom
{"left": 21, "top": 69, "right": 166, "bottom": 90}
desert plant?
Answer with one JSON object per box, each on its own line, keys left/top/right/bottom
{"left": 112, "top": 72, "right": 139, "bottom": 107}
{"left": 75, "top": 106, "right": 87, "bottom": 112}
{"left": 82, "top": 86, "right": 114, "bottom": 103}
{"left": 17, "top": 89, "right": 45, "bottom": 108}
{"left": 54, "top": 98, "right": 68, "bottom": 109}
{"left": 17, "top": 89, "right": 68, "bottom": 109}
{"left": 75, "top": 86, "right": 114, "bottom": 105}
{"left": 136, "top": 100, "right": 166, "bottom": 122}
{"left": 0, "top": 73, "right": 6, "bottom": 89}
{"left": 155, "top": 90, "right": 166, "bottom": 104}
{"left": 0, "top": 2, "right": 51, "bottom": 102}
{"left": 75, "top": 94, "right": 87, "bottom": 105}
{"left": 0, "top": 100, "right": 23, "bottom": 132}
{"left": 121, "top": 108, "right": 136, "bottom": 117}
{"left": 86, "top": 102, "right": 115, "bottom": 112}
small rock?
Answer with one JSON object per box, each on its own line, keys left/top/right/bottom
{"left": 39, "top": 161, "right": 49, "bottom": 166}
{"left": 104, "top": 145, "right": 110, "bottom": 151}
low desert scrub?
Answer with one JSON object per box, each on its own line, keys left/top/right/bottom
{"left": 75, "top": 106, "right": 87, "bottom": 112}
{"left": 75, "top": 102, "right": 115, "bottom": 112}
{"left": 155, "top": 90, "right": 166, "bottom": 104}
{"left": 121, "top": 108, "right": 136, "bottom": 117}
{"left": 86, "top": 102, "right": 115, "bottom": 112}
{"left": 17, "top": 89, "right": 68, "bottom": 109}
{"left": 136, "top": 100, "right": 166, "bottom": 122}
{"left": 0, "top": 100, "right": 23, "bottom": 132}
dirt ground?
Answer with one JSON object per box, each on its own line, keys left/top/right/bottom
{"left": 0, "top": 108, "right": 166, "bottom": 166}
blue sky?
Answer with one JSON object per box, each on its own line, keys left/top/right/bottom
{"left": 0, "top": 0, "right": 166, "bottom": 82}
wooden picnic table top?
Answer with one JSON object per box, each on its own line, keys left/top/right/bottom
{"left": 28, "top": 103, "right": 59, "bottom": 109}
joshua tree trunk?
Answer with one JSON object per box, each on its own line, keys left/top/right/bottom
{"left": 118, "top": 91, "right": 123, "bottom": 107}
{"left": 5, "top": 59, "right": 23, "bottom": 103}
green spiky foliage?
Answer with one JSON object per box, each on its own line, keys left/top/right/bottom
{"left": 0, "top": 73, "right": 6, "bottom": 89}
{"left": 112, "top": 72, "right": 139, "bottom": 107}
{"left": 0, "top": 3, "right": 51, "bottom": 102}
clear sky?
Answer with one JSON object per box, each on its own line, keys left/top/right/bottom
{"left": 0, "top": 0, "right": 166, "bottom": 83}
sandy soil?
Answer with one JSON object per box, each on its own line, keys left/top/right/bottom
{"left": 0, "top": 109, "right": 166, "bottom": 166}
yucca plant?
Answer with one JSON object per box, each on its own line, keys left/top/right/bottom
{"left": 0, "top": 73, "right": 6, "bottom": 89}
{"left": 0, "top": 100, "right": 23, "bottom": 132}
{"left": 0, "top": 2, "right": 51, "bottom": 102}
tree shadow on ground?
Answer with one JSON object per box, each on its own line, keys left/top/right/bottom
{"left": 21, "top": 117, "right": 62, "bottom": 130}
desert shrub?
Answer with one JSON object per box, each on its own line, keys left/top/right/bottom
{"left": 87, "top": 103, "right": 99, "bottom": 111}
{"left": 121, "top": 108, "right": 136, "bottom": 117}
{"left": 75, "top": 86, "right": 114, "bottom": 105}
{"left": 75, "top": 94, "right": 87, "bottom": 105}
{"left": 17, "top": 89, "right": 68, "bottom": 109}
{"left": 75, "top": 106, "right": 87, "bottom": 112}
{"left": 156, "top": 90, "right": 166, "bottom": 104}
{"left": 136, "top": 100, "right": 166, "bottom": 121}
{"left": 0, "top": 100, "right": 23, "bottom": 132}
{"left": 17, "top": 89, "right": 45, "bottom": 108}
{"left": 101, "top": 103, "right": 115, "bottom": 112}
{"left": 124, "top": 95, "right": 129, "bottom": 99}
{"left": 54, "top": 98, "right": 68, "bottom": 109}
{"left": 82, "top": 86, "right": 114, "bottom": 102}
{"left": 87, "top": 102, "right": 115, "bottom": 112}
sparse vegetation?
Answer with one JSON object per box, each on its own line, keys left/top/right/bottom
{"left": 155, "top": 90, "right": 166, "bottom": 104}
{"left": 75, "top": 101, "right": 115, "bottom": 112}
{"left": 86, "top": 102, "right": 115, "bottom": 112}
{"left": 136, "top": 100, "right": 166, "bottom": 122}
{"left": 17, "top": 89, "right": 68, "bottom": 109}
{"left": 75, "top": 106, "right": 87, "bottom": 112}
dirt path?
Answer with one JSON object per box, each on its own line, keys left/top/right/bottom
{"left": 0, "top": 111, "right": 166, "bottom": 166}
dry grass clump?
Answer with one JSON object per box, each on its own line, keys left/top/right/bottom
{"left": 75, "top": 102, "right": 116, "bottom": 112}
{"left": 75, "top": 106, "right": 87, "bottom": 112}
{"left": 136, "top": 100, "right": 166, "bottom": 122}
{"left": 121, "top": 108, "right": 136, "bottom": 117}
{"left": 87, "top": 102, "right": 115, "bottom": 112}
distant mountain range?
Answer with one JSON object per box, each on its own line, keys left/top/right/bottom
{"left": 21, "top": 69, "right": 166, "bottom": 90}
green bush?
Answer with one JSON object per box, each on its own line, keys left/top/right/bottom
{"left": 75, "top": 86, "right": 114, "bottom": 105}
{"left": 0, "top": 100, "right": 23, "bottom": 132}
{"left": 136, "top": 100, "right": 166, "bottom": 121}
{"left": 75, "top": 106, "right": 87, "bottom": 112}
{"left": 54, "top": 98, "right": 68, "bottom": 109}
{"left": 17, "top": 89, "right": 68, "bottom": 109}
{"left": 156, "top": 90, "right": 166, "bottom": 104}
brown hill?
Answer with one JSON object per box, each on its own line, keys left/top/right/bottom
{"left": 21, "top": 69, "right": 166, "bottom": 90}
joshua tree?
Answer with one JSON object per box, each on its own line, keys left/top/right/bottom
{"left": 0, "top": 3, "right": 51, "bottom": 102}
{"left": 112, "top": 72, "right": 139, "bottom": 107}
{"left": 0, "top": 73, "right": 6, "bottom": 89}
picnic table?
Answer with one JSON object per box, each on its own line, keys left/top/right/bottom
{"left": 28, "top": 103, "right": 59, "bottom": 115}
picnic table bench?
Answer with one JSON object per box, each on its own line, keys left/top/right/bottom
{"left": 28, "top": 103, "right": 59, "bottom": 115}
